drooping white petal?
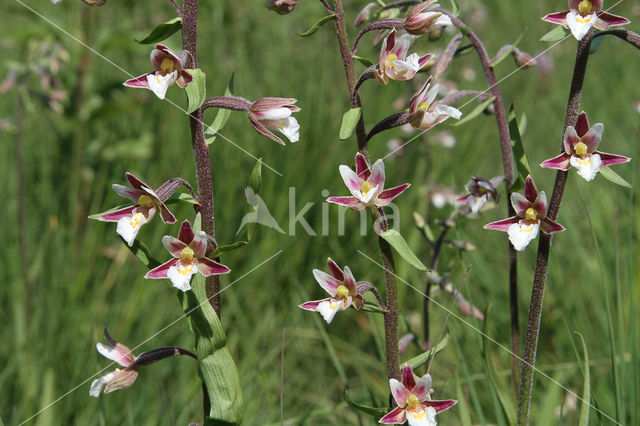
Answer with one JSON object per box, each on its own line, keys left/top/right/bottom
{"left": 277, "top": 116, "right": 300, "bottom": 143}
{"left": 167, "top": 264, "right": 197, "bottom": 292}
{"left": 433, "top": 104, "right": 462, "bottom": 120}
{"left": 316, "top": 298, "right": 349, "bottom": 324}
{"left": 391, "top": 53, "right": 421, "bottom": 77}
{"left": 146, "top": 70, "right": 178, "bottom": 99}
{"left": 566, "top": 11, "right": 597, "bottom": 40}
{"left": 116, "top": 209, "right": 154, "bottom": 246}
{"left": 468, "top": 194, "right": 488, "bottom": 214}
{"left": 359, "top": 184, "right": 380, "bottom": 204}
{"left": 507, "top": 221, "right": 539, "bottom": 251}
{"left": 406, "top": 405, "right": 437, "bottom": 426}
{"left": 435, "top": 14, "right": 453, "bottom": 27}
{"left": 571, "top": 153, "right": 602, "bottom": 181}
{"left": 89, "top": 373, "right": 113, "bottom": 397}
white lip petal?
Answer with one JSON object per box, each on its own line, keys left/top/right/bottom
{"left": 316, "top": 299, "right": 346, "bottom": 324}
{"left": 571, "top": 153, "right": 602, "bottom": 181}
{"left": 507, "top": 222, "right": 539, "bottom": 251}
{"left": 116, "top": 210, "right": 153, "bottom": 246}
{"left": 566, "top": 11, "right": 596, "bottom": 40}
{"left": 89, "top": 374, "right": 112, "bottom": 397}
{"left": 358, "top": 184, "right": 380, "bottom": 204}
{"left": 406, "top": 404, "right": 437, "bottom": 426}
{"left": 433, "top": 104, "right": 462, "bottom": 120}
{"left": 277, "top": 116, "right": 300, "bottom": 143}
{"left": 167, "top": 264, "right": 196, "bottom": 292}
{"left": 146, "top": 70, "right": 178, "bottom": 99}
{"left": 435, "top": 14, "right": 453, "bottom": 27}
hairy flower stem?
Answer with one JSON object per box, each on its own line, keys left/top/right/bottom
{"left": 441, "top": 9, "right": 521, "bottom": 388}
{"left": 333, "top": 0, "right": 400, "bottom": 384}
{"left": 516, "top": 30, "right": 594, "bottom": 426}
{"left": 182, "top": 0, "right": 221, "bottom": 315}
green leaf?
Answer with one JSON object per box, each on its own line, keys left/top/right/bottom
{"left": 247, "top": 158, "right": 263, "bottom": 241}
{"left": 136, "top": 17, "right": 182, "bottom": 44}
{"left": 508, "top": 104, "right": 532, "bottom": 193}
{"left": 352, "top": 55, "right": 374, "bottom": 67}
{"left": 165, "top": 192, "right": 200, "bottom": 206}
{"left": 405, "top": 330, "right": 450, "bottom": 369}
{"left": 454, "top": 96, "right": 495, "bottom": 127}
{"left": 361, "top": 301, "right": 387, "bottom": 314}
{"left": 590, "top": 34, "right": 606, "bottom": 54}
{"left": 344, "top": 390, "right": 388, "bottom": 418}
{"left": 575, "top": 332, "right": 591, "bottom": 426}
{"left": 121, "top": 237, "right": 161, "bottom": 269}
{"left": 481, "top": 310, "right": 516, "bottom": 425}
{"left": 297, "top": 14, "right": 337, "bottom": 37}
{"left": 180, "top": 214, "right": 244, "bottom": 424}
{"left": 184, "top": 68, "right": 206, "bottom": 114}
{"left": 456, "top": 374, "right": 472, "bottom": 426}
{"left": 448, "top": 0, "right": 460, "bottom": 16}
{"left": 205, "top": 73, "right": 235, "bottom": 145}
{"left": 598, "top": 166, "right": 632, "bottom": 188}
{"left": 490, "top": 33, "right": 525, "bottom": 67}
{"left": 209, "top": 241, "right": 248, "bottom": 259}
{"left": 380, "top": 229, "right": 428, "bottom": 271}
{"left": 540, "top": 25, "right": 571, "bottom": 42}
{"left": 339, "top": 107, "right": 362, "bottom": 140}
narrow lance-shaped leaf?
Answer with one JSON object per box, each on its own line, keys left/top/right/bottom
{"left": 297, "top": 14, "right": 337, "bottom": 37}
{"left": 339, "top": 107, "right": 362, "bottom": 140}
{"left": 205, "top": 73, "right": 235, "bottom": 145}
{"left": 352, "top": 55, "right": 374, "bottom": 67}
{"left": 121, "top": 237, "right": 161, "bottom": 269}
{"left": 136, "top": 17, "right": 183, "bottom": 44}
{"left": 508, "top": 104, "right": 532, "bottom": 193}
{"left": 247, "top": 158, "right": 263, "bottom": 241}
{"left": 380, "top": 229, "right": 428, "bottom": 271}
{"left": 575, "top": 332, "right": 591, "bottom": 426}
{"left": 209, "top": 241, "right": 248, "bottom": 259}
{"left": 489, "top": 32, "right": 524, "bottom": 67}
{"left": 598, "top": 166, "right": 632, "bottom": 188}
{"left": 454, "top": 96, "right": 496, "bottom": 127}
{"left": 448, "top": 0, "right": 460, "bottom": 17}
{"left": 344, "top": 390, "right": 388, "bottom": 419}
{"left": 405, "top": 330, "right": 450, "bottom": 369}
{"left": 540, "top": 25, "right": 571, "bottom": 42}
{"left": 184, "top": 68, "right": 206, "bottom": 113}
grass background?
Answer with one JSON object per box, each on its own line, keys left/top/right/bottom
{"left": 1, "top": 0, "right": 639, "bottom": 424}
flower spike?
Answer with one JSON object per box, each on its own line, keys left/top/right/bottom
{"left": 484, "top": 176, "right": 565, "bottom": 251}
{"left": 379, "top": 364, "right": 457, "bottom": 425}
{"left": 327, "top": 153, "right": 410, "bottom": 211}
{"left": 123, "top": 44, "right": 193, "bottom": 99}
{"left": 145, "top": 220, "right": 230, "bottom": 292}
{"left": 542, "top": 1, "right": 630, "bottom": 41}
{"left": 93, "top": 172, "right": 176, "bottom": 246}
{"left": 541, "top": 111, "right": 630, "bottom": 181}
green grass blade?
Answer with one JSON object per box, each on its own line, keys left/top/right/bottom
{"left": 575, "top": 332, "right": 591, "bottom": 426}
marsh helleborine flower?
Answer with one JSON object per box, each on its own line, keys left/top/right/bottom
{"left": 484, "top": 176, "right": 564, "bottom": 251}
{"left": 376, "top": 29, "right": 432, "bottom": 85}
{"left": 266, "top": 0, "right": 297, "bottom": 15}
{"left": 299, "top": 258, "right": 372, "bottom": 323}
{"left": 405, "top": 1, "right": 453, "bottom": 36}
{"left": 90, "top": 331, "right": 139, "bottom": 397}
{"left": 541, "top": 111, "right": 630, "bottom": 181}
{"left": 457, "top": 176, "right": 503, "bottom": 215}
{"left": 327, "top": 153, "right": 410, "bottom": 211}
{"left": 409, "top": 77, "right": 462, "bottom": 130}
{"left": 379, "top": 364, "right": 457, "bottom": 425}
{"left": 248, "top": 97, "right": 300, "bottom": 144}
{"left": 95, "top": 172, "right": 176, "bottom": 246}
{"left": 542, "top": 0, "right": 629, "bottom": 41}
{"left": 145, "top": 220, "right": 230, "bottom": 292}
{"left": 123, "top": 44, "right": 193, "bottom": 100}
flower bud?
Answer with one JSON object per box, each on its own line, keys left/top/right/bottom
{"left": 405, "top": 1, "right": 453, "bottom": 35}
{"left": 354, "top": 2, "right": 378, "bottom": 27}
{"left": 266, "top": 0, "right": 297, "bottom": 15}
{"left": 512, "top": 48, "right": 537, "bottom": 69}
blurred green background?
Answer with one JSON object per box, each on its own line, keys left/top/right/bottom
{"left": 1, "top": 0, "right": 639, "bottom": 424}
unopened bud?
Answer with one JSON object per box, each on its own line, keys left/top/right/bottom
{"left": 266, "top": 0, "right": 297, "bottom": 15}
{"left": 354, "top": 2, "right": 378, "bottom": 27}
{"left": 428, "top": 26, "right": 444, "bottom": 41}
{"left": 512, "top": 48, "right": 537, "bottom": 69}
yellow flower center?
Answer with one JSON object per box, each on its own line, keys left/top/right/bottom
{"left": 129, "top": 212, "right": 145, "bottom": 228}
{"left": 525, "top": 207, "right": 538, "bottom": 221}
{"left": 385, "top": 53, "right": 398, "bottom": 68}
{"left": 578, "top": 0, "right": 594, "bottom": 16}
{"left": 407, "top": 394, "right": 421, "bottom": 407}
{"left": 137, "top": 194, "right": 155, "bottom": 208}
{"left": 336, "top": 284, "right": 350, "bottom": 299}
{"left": 361, "top": 181, "right": 374, "bottom": 198}
{"left": 180, "top": 246, "right": 195, "bottom": 261}
{"left": 574, "top": 141, "right": 589, "bottom": 156}
{"left": 418, "top": 101, "right": 431, "bottom": 112}
{"left": 160, "top": 58, "right": 176, "bottom": 74}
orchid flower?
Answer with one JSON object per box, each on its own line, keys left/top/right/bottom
{"left": 123, "top": 44, "right": 193, "bottom": 99}
{"left": 248, "top": 97, "right": 300, "bottom": 144}
{"left": 299, "top": 258, "right": 376, "bottom": 324}
{"left": 327, "top": 153, "right": 410, "bottom": 211}
{"left": 484, "top": 176, "right": 565, "bottom": 251}
{"left": 94, "top": 172, "right": 176, "bottom": 246}
{"left": 145, "top": 220, "right": 230, "bottom": 292}
{"left": 379, "top": 364, "right": 457, "bottom": 425}
{"left": 457, "top": 176, "right": 503, "bottom": 215}
{"left": 541, "top": 111, "right": 630, "bottom": 181}
{"left": 409, "top": 77, "right": 462, "bottom": 130}
{"left": 90, "top": 329, "right": 196, "bottom": 397}
{"left": 542, "top": 0, "right": 629, "bottom": 41}
{"left": 376, "top": 29, "right": 432, "bottom": 85}
{"left": 405, "top": 1, "right": 453, "bottom": 36}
